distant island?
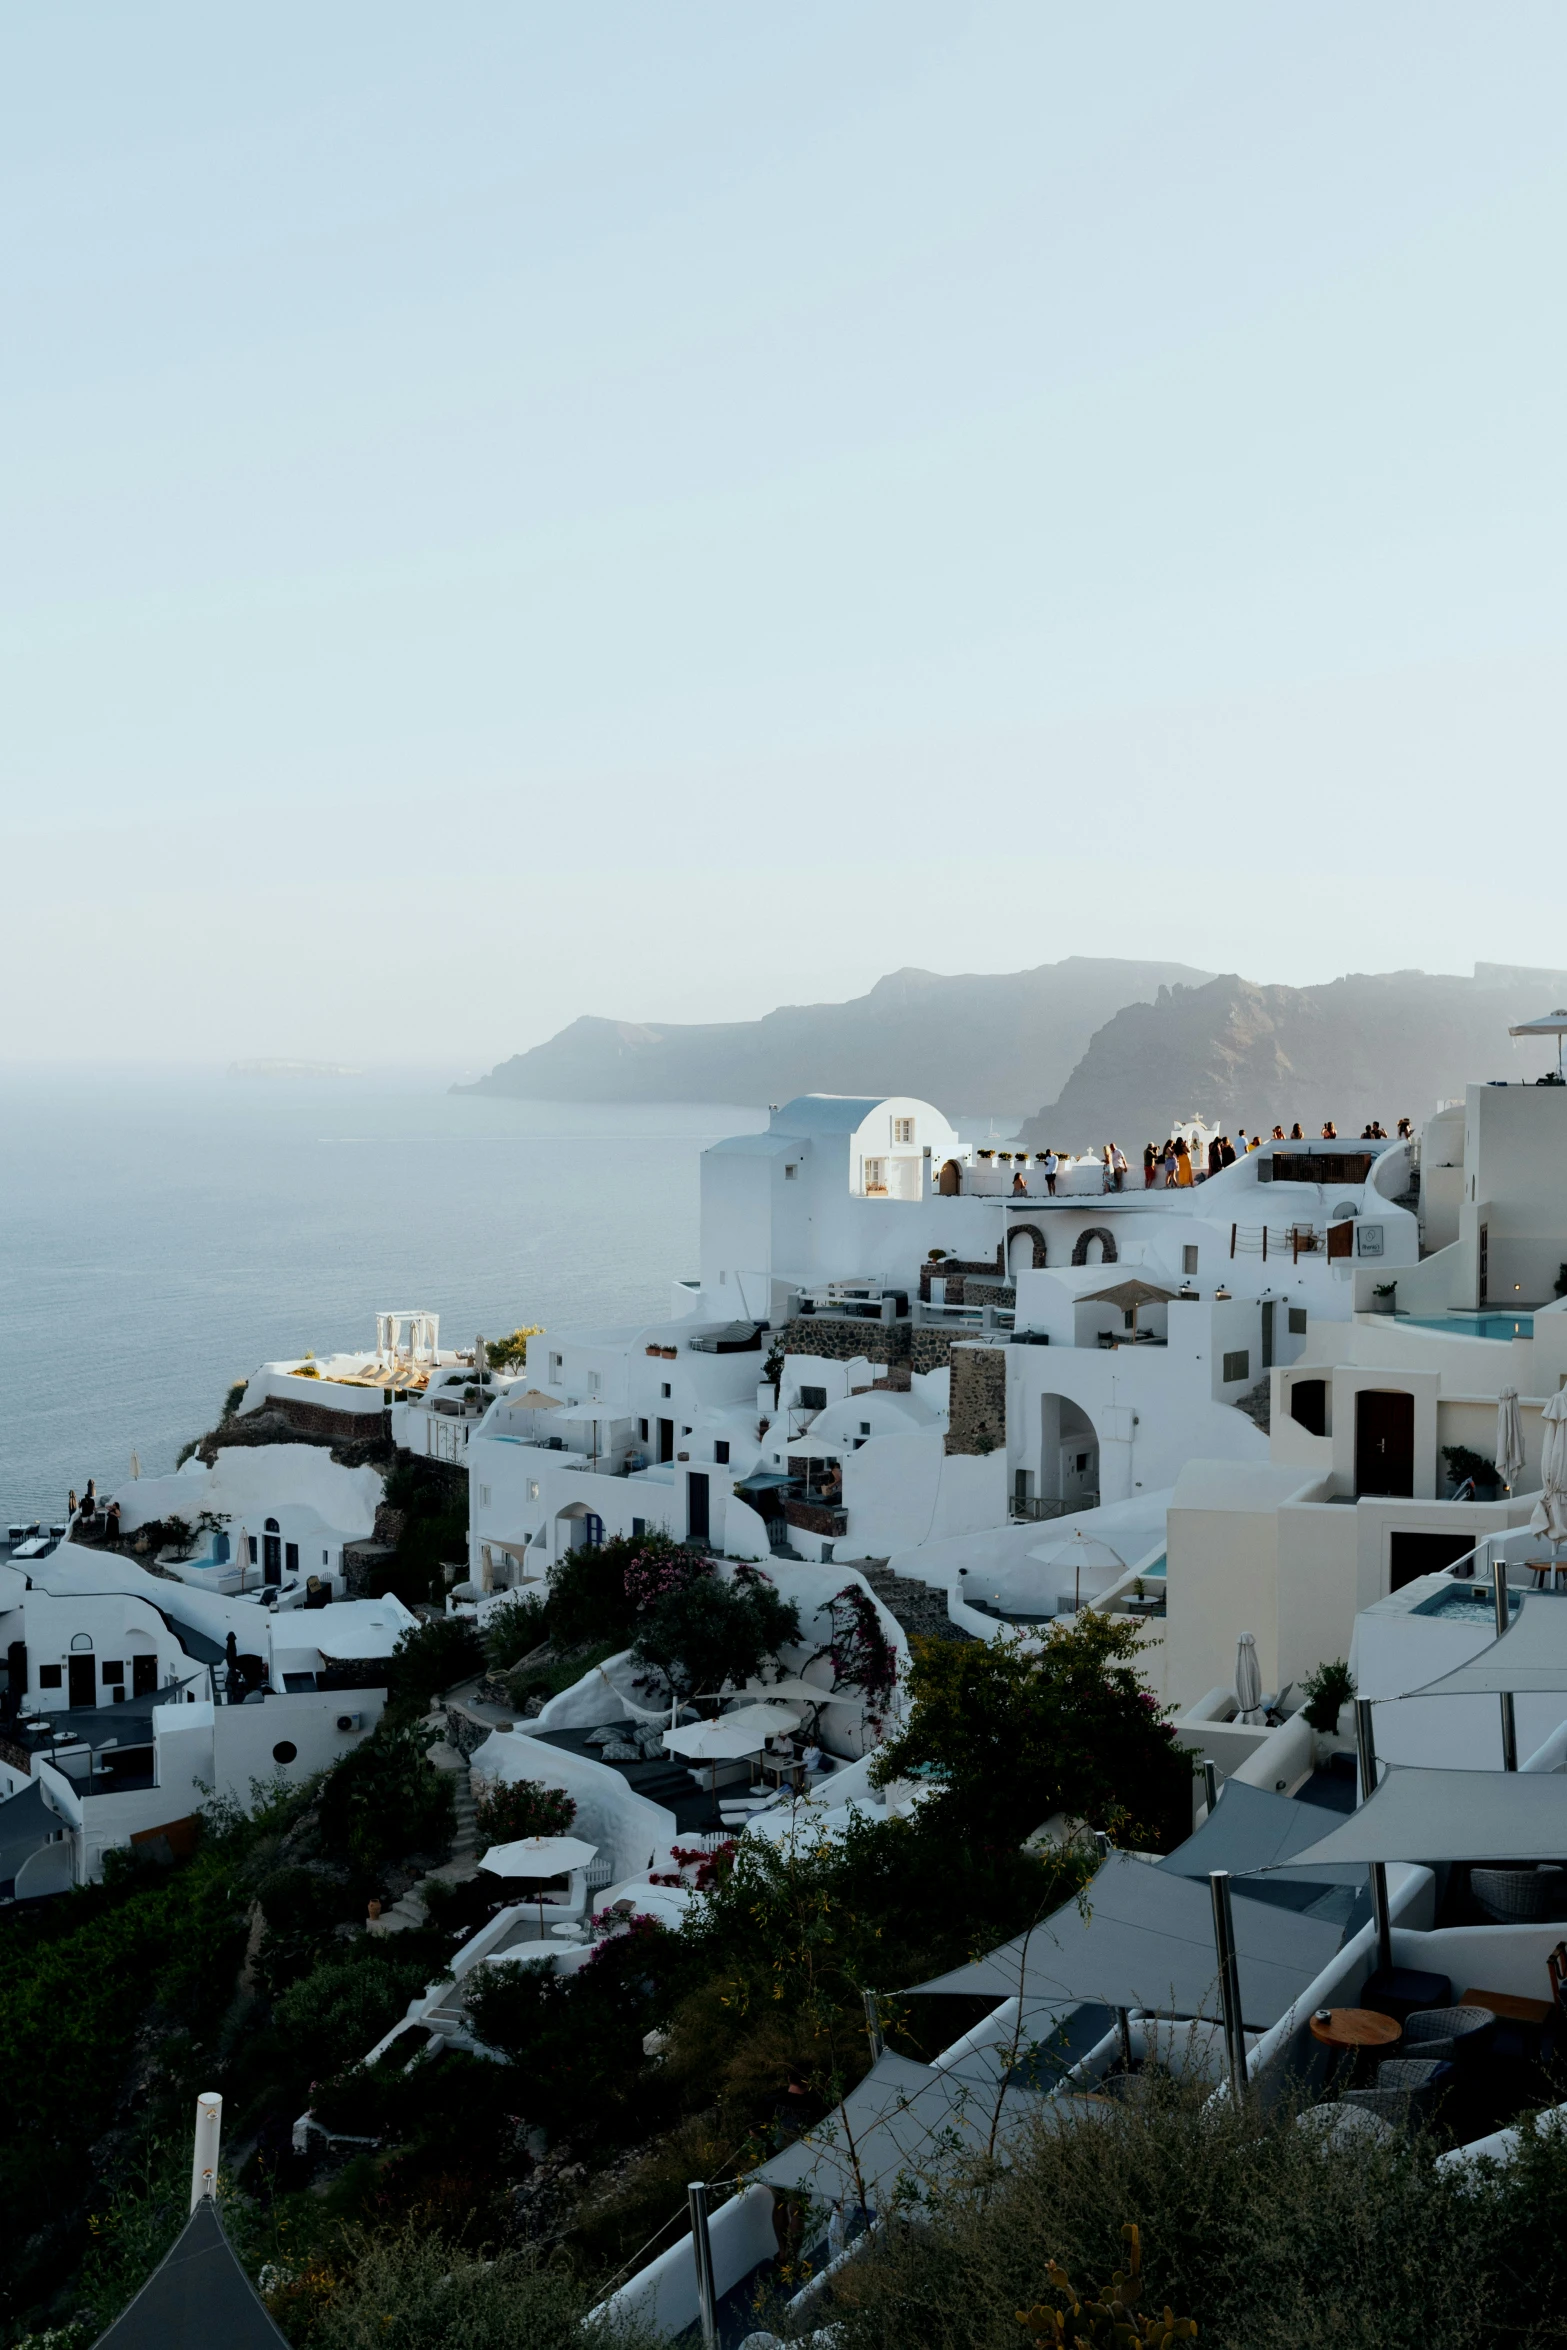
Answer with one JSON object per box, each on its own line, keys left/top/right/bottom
{"left": 459, "top": 957, "right": 1567, "bottom": 1142}
{"left": 227, "top": 1058, "right": 363, "bottom": 1080}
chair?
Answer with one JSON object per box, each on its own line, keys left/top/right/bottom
{"left": 1401, "top": 2006, "right": 1496, "bottom": 2066}
{"left": 1360, "top": 1965, "right": 1452, "bottom": 2026}
{"left": 1471, "top": 1865, "right": 1567, "bottom": 1923}
{"left": 1298, "top": 2101, "right": 1396, "bottom": 2149}
{"left": 1343, "top": 2057, "right": 1454, "bottom": 2126}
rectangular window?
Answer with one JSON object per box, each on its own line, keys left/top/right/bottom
{"left": 715, "top": 1440, "right": 730, "bottom": 1464}
{"left": 1182, "top": 1245, "right": 1198, "bottom": 1275}
{"left": 587, "top": 1369, "right": 601, "bottom": 1395}
{"left": 863, "top": 1157, "right": 886, "bottom": 1192}
{"left": 101, "top": 1659, "right": 125, "bottom": 1685}
{"left": 632, "top": 1517, "right": 646, "bottom": 1539}
{"left": 893, "top": 1118, "right": 915, "bottom": 1145}
{"left": 784, "top": 1163, "right": 798, "bottom": 1180}
{"left": 1223, "top": 1349, "right": 1250, "bottom": 1384}
{"left": 322, "top": 1549, "right": 329, "bottom": 1565}
{"left": 638, "top": 1418, "right": 649, "bottom": 1441}
{"left": 1288, "top": 1307, "right": 1308, "bottom": 1336}
{"left": 860, "top": 1421, "right": 871, "bottom": 1436}
{"left": 549, "top": 1353, "right": 563, "bottom": 1380}
{"left": 39, "top": 1664, "right": 61, "bottom": 1689}
{"left": 798, "top": 1384, "right": 828, "bottom": 1412}
{"left": 660, "top": 1382, "right": 672, "bottom": 1400}
{"left": 1075, "top": 1452, "right": 1090, "bottom": 1472}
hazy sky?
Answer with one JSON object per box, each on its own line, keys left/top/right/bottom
{"left": 5, "top": 5, "right": 1565, "bottom": 1070}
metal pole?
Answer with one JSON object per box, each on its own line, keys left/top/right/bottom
{"left": 862, "top": 1986, "right": 884, "bottom": 2062}
{"left": 1355, "top": 1699, "right": 1394, "bottom": 1970}
{"left": 1494, "top": 1557, "right": 1517, "bottom": 1770}
{"left": 1202, "top": 1759, "right": 1220, "bottom": 1817}
{"left": 687, "top": 2181, "right": 718, "bottom": 2350}
{"left": 1208, "top": 1871, "right": 1248, "bottom": 2100}
{"left": 190, "top": 2090, "right": 222, "bottom": 2211}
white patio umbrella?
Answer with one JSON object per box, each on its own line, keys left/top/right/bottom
{"left": 1496, "top": 1387, "right": 1526, "bottom": 1494}
{"left": 665, "top": 1702, "right": 802, "bottom": 1793}
{"left": 1235, "top": 1630, "right": 1264, "bottom": 1723}
{"left": 1031, "top": 1529, "right": 1126, "bottom": 1614}
{"left": 479, "top": 1833, "right": 599, "bottom": 1935}
{"left": 234, "top": 1524, "right": 250, "bottom": 1591}
{"left": 1508, "top": 1008, "right": 1567, "bottom": 1081}
{"left": 1530, "top": 1389, "right": 1567, "bottom": 1545}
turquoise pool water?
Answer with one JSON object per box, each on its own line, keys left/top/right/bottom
{"left": 1402, "top": 1313, "right": 1534, "bottom": 1342}
{"left": 1414, "top": 1584, "right": 1523, "bottom": 1622}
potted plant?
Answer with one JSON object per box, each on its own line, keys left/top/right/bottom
{"left": 1372, "top": 1281, "right": 1398, "bottom": 1315}
{"left": 1300, "top": 1657, "right": 1355, "bottom": 1742}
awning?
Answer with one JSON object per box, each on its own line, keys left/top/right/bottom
{"left": 1406, "top": 1598, "right": 1567, "bottom": 1697}
{"left": 747, "top": 2049, "right": 1043, "bottom": 2208}
{"left": 1161, "top": 1779, "right": 1367, "bottom": 1891}
{"left": 91, "top": 2198, "right": 289, "bottom": 2349}
{"left": 905, "top": 1850, "right": 1343, "bottom": 2030}
{"left": 0, "top": 1779, "right": 58, "bottom": 1886}
{"left": 1277, "top": 1767, "right": 1567, "bottom": 1871}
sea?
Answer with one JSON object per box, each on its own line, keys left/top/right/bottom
{"left": 0, "top": 1068, "right": 769, "bottom": 1528}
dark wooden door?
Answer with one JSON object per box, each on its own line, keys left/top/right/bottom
{"left": 1356, "top": 1388, "right": 1415, "bottom": 1497}
{"left": 658, "top": 1418, "right": 675, "bottom": 1464}
{"left": 263, "top": 1533, "right": 282, "bottom": 1585}
{"left": 132, "top": 1655, "right": 157, "bottom": 1698}
{"left": 68, "top": 1654, "right": 95, "bottom": 1709}
{"left": 687, "top": 1473, "right": 710, "bottom": 1544}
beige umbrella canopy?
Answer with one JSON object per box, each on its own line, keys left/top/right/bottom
{"left": 505, "top": 1389, "right": 565, "bottom": 1412}
{"left": 1078, "top": 1276, "right": 1179, "bottom": 1339}
{"left": 1508, "top": 1009, "right": 1567, "bottom": 1080}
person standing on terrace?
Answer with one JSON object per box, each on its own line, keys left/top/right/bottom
{"left": 1143, "top": 1143, "right": 1157, "bottom": 1189}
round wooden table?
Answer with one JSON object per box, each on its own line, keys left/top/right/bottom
{"left": 1309, "top": 2007, "right": 1402, "bottom": 2053}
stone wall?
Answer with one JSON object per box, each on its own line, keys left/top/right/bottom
{"left": 782, "top": 1316, "right": 911, "bottom": 1365}
{"left": 944, "top": 1344, "right": 1007, "bottom": 1456}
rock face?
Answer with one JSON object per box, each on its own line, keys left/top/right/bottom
{"left": 457, "top": 957, "right": 1211, "bottom": 1114}
{"left": 1018, "top": 963, "right": 1567, "bottom": 1151}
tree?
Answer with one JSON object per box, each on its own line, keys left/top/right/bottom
{"left": 486, "top": 1325, "right": 544, "bottom": 1371}
{"left": 870, "top": 1616, "right": 1193, "bottom": 1851}
{"left": 547, "top": 1530, "right": 703, "bottom": 1650}
{"left": 631, "top": 1565, "right": 800, "bottom": 1712}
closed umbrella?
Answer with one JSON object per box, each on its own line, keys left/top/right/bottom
{"left": 1496, "top": 1387, "right": 1526, "bottom": 1494}
{"left": 234, "top": 1525, "right": 250, "bottom": 1591}
{"left": 1235, "top": 1631, "right": 1264, "bottom": 1723}
{"left": 1530, "top": 1389, "right": 1567, "bottom": 1545}
{"left": 129, "top": 1450, "right": 141, "bottom": 1481}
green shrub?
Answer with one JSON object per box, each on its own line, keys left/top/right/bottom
{"left": 547, "top": 1531, "right": 702, "bottom": 1650}
{"left": 1299, "top": 1657, "right": 1355, "bottom": 1735}
{"left": 273, "top": 1946, "right": 436, "bottom": 2079}
{"left": 473, "top": 1778, "right": 577, "bottom": 1845}
{"left": 383, "top": 1614, "right": 484, "bottom": 1720}
{"left": 316, "top": 1725, "right": 456, "bottom": 1877}
{"left": 483, "top": 1591, "right": 550, "bottom": 1672}
{"left": 630, "top": 1563, "right": 800, "bottom": 1711}
{"left": 1442, "top": 1442, "right": 1499, "bottom": 1491}
{"left": 271, "top": 2220, "right": 635, "bottom": 2350}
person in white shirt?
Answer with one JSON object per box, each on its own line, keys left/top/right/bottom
{"left": 1042, "top": 1150, "right": 1059, "bottom": 1196}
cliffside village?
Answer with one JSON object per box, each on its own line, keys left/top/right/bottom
{"left": 10, "top": 1020, "right": 1567, "bottom": 2335}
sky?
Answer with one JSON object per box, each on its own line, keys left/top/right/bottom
{"left": 3, "top": 4, "right": 1565, "bottom": 1072}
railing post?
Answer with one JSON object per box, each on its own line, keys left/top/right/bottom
{"left": 1262, "top": 1226, "right": 1267, "bottom": 1262}
{"left": 688, "top": 2181, "right": 718, "bottom": 2350}
{"left": 1495, "top": 1556, "right": 1517, "bottom": 1769}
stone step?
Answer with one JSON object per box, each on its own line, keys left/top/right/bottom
{"left": 860, "top": 1565, "right": 974, "bottom": 1645}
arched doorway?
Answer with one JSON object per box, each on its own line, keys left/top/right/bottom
{"left": 938, "top": 1159, "right": 963, "bottom": 1196}
{"left": 1007, "top": 1224, "right": 1048, "bottom": 1273}
{"left": 554, "top": 1501, "right": 602, "bottom": 1558}
{"left": 1071, "top": 1227, "right": 1120, "bottom": 1267}
{"left": 1036, "top": 1394, "right": 1100, "bottom": 1511}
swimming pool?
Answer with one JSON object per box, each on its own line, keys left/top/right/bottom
{"left": 1402, "top": 1313, "right": 1534, "bottom": 1342}
{"left": 1414, "top": 1583, "right": 1523, "bottom": 1622}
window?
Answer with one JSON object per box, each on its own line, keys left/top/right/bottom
{"left": 70, "top": 1631, "right": 93, "bottom": 1651}
{"left": 1223, "top": 1349, "right": 1250, "bottom": 1384}
{"left": 1124, "top": 1309, "right": 1136, "bottom": 1330}
{"left": 1288, "top": 1307, "right": 1308, "bottom": 1336}
{"left": 715, "top": 1440, "right": 730, "bottom": 1465}
{"left": 588, "top": 1370, "right": 601, "bottom": 1396}
{"left": 549, "top": 1353, "right": 563, "bottom": 1380}
{"left": 660, "top": 1382, "right": 672, "bottom": 1400}
{"left": 1290, "top": 1379, "right": 1327, "bottom": 1436}
{"left": 272, "top": 1740, "right": 298, "bottom": 1765}
{"left": 39, "top": 1665, "right": 61, "bottom": 1689}
{"left": 1182, "top": 1245, "right": 1199, "bottom": 1275}
{"left": 527, "top": 1479, "right": 540, "bottom": 1502}
{"left": 638, "top": 1418, "right": 649, "bottom": 1441}
{"left": 102, "top": 1660, "right": 125, "bottom": 1684}
{"left": 860, "top": 1421, "right": 871, "bottom": 1436}
{"left": 785, "top": 1163, "right": 798, "bottom": 1180}
{"left": 893, "top": 1118, "right": 915, "bottom": 1145}
{"left": 321, "top": 1549, "right": 330, "bottom": 1565}
{"left": 265, "top": 1517, "right": 279, "bottom": 1533}
{"left": 863, "top": 1156, "right": 886, "bottom": 1191}
{"left": 798, "top": 1384, "right": 827, "bottom": 1412}
{"left": 1076, "top": 1453, "right": 1090, "bottom": 1472}
{"left": 478, "top": 1485, "right": 491, "bottom": 1508}
{"left": 632, "top": 1517, "right": 646, "bottom": 1538}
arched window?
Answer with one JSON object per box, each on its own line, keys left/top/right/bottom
{"left": 265, "top": 1517, "right": 280, "bottom": 1533}
{"left": 69, "top": 1632, "right": 94, "bottom": 1651}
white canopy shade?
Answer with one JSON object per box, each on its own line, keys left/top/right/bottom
{"left": 1532, "top": 1389, "right": 1567, "bottom": 1544}
{"left": 740, "top": 1675, "right": 839, "bottom": 1707}
{"left": 664, "top": 1702, "right": 801, "bottom": 1761}
{"left": 479, "top": 1834, "right": 598, "bottom": 1878}
{"left": 1281, "top": 1767, "right": 1567, "bottom": 1870}
{"left": 1407, "top": 1592, "right": 1567, "bottom": 1698}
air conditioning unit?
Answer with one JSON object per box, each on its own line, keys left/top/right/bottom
{"left": 335, "top": 1711, "right": 363, "bottom": 1734}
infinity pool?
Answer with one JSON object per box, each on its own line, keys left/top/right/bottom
{"left": 1402, "top": 1313, "right": 1534, "bottom": 1342}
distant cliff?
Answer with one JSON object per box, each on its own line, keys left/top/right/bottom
{"left": 1017, "top": 964, "right": 1567, "bottom": 1150}
{"left": 458, "top": 958, "right": 1212, "bottom": 1114}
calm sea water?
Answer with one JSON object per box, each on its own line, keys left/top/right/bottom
{"left": 0, "top": 1069, "right": 767, "bottom": 1526}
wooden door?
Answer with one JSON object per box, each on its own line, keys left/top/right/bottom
{"left": 687, "top": 1473, "right": 710, "bottom": 1544}
{"left": 658, "top": 1418, "right": 675, "bottom": 1464}
{"left": 67, "top": 1653, "right": 95, "bottom": 1709}
{"left": 1356, "top": 1388, "right": 1415, "bottom": 1497}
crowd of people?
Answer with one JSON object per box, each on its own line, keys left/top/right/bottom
{"left": 977, "top": 1116, "right": 1415, "bottom": 1200}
